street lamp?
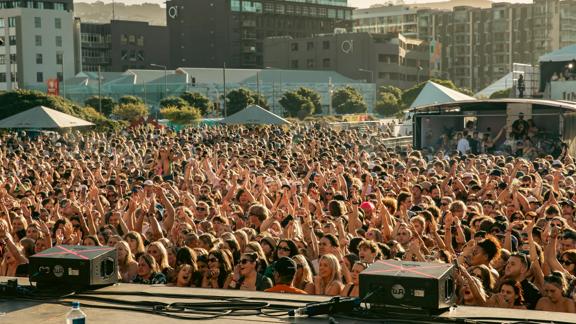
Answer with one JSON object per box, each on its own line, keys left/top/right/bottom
{"left": 150, "top": 63, "right": 167, "bottom": 99}
{"left": 358, "top": 68, "right": 375, "bottom": 113}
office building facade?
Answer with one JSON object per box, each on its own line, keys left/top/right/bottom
{"left": 353, "top": 0, "right": 576, "bottom": 92}
{"left": 264, "top": 32, "right": 430, "bottom": 89}
{"left": 0, "top": 0, "right": 77, "bottom": 90}
{"left": 166, "top": 0, "right": 353, "bottom": 69}
{"left": 79, "top": 20, "right": 169, "bottom": 72}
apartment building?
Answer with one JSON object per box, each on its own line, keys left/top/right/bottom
{"left": 263, "top": 32, "right": 430, "bottom": 89}
{"left": 0, "top": 0, "right": 77, "bottom": 90}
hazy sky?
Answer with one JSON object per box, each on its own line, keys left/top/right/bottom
{"left": 81, "top": 0, "right": 529, "bottom": 10}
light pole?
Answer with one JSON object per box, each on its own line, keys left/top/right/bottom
{"left": 222, "top": 62, "right": 227, "bottom": 117}
{"left": 97, "top": 65, "right": 102, "bottom": 113}
{"left": 150, "top": 63, "right": 167, "bottom": 99}
{"left": 359, "top": 68, "right": 375, "bottom": 113}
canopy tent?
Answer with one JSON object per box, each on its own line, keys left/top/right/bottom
{"left": 475, "top": 72, "right": 515, "bottom": 98}
{"left": 410, "top": 81, "right": 476, "bottom": 108}
{"left": 539, "top": 44, "right": 576, "bottom": 63}
{"left": 0, "top": 106, "right": 94, "bottom": 129}
{"left": 221, "top": 105, "right": 291, "bottom": 125}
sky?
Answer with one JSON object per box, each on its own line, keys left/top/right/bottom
{"left": 81, "top": 0, "right": 532, "bottom": 9}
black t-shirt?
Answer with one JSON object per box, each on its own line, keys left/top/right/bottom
{"left": 521, "top": 279, "right": 542, "bottom": 310}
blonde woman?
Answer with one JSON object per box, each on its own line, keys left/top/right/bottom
{"left": 314, "top": 254, "right": 344, "bottom": 296}
{"left": 116, "top": 241, "right": 138, "bottom": 283}
{"left": 147, "top": 241, "right": 172, "bottom": 275}
{"left": 292, "top": 255, "right": 314, "bottom": 294}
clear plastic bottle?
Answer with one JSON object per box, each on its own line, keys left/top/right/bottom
{"left": 66, "top": 301, "right": 86, "bottom": 324}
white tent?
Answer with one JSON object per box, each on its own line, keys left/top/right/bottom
{"left": 0, "top": 106, "right": 94, "bottom": 129}
{"left": 539, "top": 44, "right": 576, "bottom": 62}
{"left": 222, "top": 105, "right": 291, "bottom": 125}
{"left": 475, "top": 72, "right": 515, "bottom": 98}
{"left": 410, "top": 81, "right": 476, "bottom": 108}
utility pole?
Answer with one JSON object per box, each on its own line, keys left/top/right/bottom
{"left": 98, "top": 65, "right": 102, "bottom": 113}
{"left": 328, "top": 77, "right": 333, "bottom": 116}
{"left": 223, "top": 62, "right": 227, "bottom": 117}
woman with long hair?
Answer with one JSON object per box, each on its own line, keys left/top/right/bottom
{"left": 314, "top": 254, "right": 344, "bottom": 296}
{"left": 146, "top": 241, "right": 172, "bottom": 275}
{"left": 170, "top": 264, "right": 196, "bottom": 287}
{"left": 341, "top": 262, "right": 368, "bottom": 297}
{"left": 124, "top": 231, "right": 146, "bottom": 259}
{"left": 292, "top": 255, "right": 314, "bottom": 294}
{"left": 201, "top": 249, "right": 233, "bottom": 289}
{"left": 132, "top": 254, "right": 167, "bottom": 284}
{"left": 116, "top": 241, "right": 138, "bottom": 283}
{"left": 228, "top": 252, "right": 272, "bottom": 291}
{"left": 489, "top": 279, "right": 526, "bottom": 309}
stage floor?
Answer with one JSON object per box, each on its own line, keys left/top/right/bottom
{"left": 1, "top": 277, "right": 576, "bottom": 323}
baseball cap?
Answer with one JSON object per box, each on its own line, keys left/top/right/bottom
{"left": 489, "top": 169, "right": 502, "bottom": 177}
{"left": 143, "top": 180, "right": 154, "bottom": 186}
{"left": 552, "top": 160, "right": 563, "bottom": 168}
{"left": 360, "top": 201, "right": 375, "bottom": 212}
{"left": 274, "top": 257, "right": 297, "bottom": 277}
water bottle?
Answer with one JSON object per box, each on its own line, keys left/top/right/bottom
{"left": 66, "top": 301, "right": 86, "bottom": 324}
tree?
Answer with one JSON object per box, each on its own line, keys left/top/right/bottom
{"left": 379, "top": 85, "right": 402, "bottom": 102}
{"left": 224, "top": 88, "right": 268, "bottom": 117}
{"left": 332, "top": 87, "right": 367, "bottom": 114}
{"left": 279, "top": 91, "right": 314, "bottom": 118}
{"left": 180, "top": 92, "right": 214, "bottom": 116}
{"left": 160, "top": 106, "right": 202, "bottom": 125}
{"left": 490, "top": 88, "right": 512, "bottom": 99}
{"left": 375, "top": 92, "right": 403, "bottom": 116}
{"left": 118, "top": 95, "right": 144, "bottom": 105}
{"left": 295, "top": 87, "right": 322, "bottom": 114}
{"left": 159, "top": 96, "right": 187, "bottom": 109}
{"left": 84, "top": 96, "right": 116, "bottom": 116}
{"left": 112, "top": 103, "right": 148, "bottom": 122}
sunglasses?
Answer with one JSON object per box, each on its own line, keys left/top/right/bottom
{"left": 240, "top": 259, "right": 253, "bottom": 265}
{"left": 561, "top": 259, "right": 574, "bottom": 266}
{"left": 208, "top": 257, "right": 218, "bottom": 263}
{"left": 277, "top": 246, "right": 291, "bottom": 252}
{"left": 197, "top": 207, "right": 206, "bottom": 212}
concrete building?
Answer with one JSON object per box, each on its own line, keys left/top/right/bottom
{"left": 263, "top": 32, "right": 430, "bottom": 89}
{"left": 0, "top": 0, "right": 77, "bottom": 90}
{"left": 353, "top": 0, "right": 576, "bottom": 92}
{"left": 165, "top": 0, "right": 353, "bottom": 69}
{"left": 79, "top": 20, "right": 169, "bottom": 72}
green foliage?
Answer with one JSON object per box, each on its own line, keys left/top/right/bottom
{"left": 118, "top": 95, "right": 144, "bottom": 106}
{"left": 295, "top": 87, "right": 322, "bottom": 114}
{"left": 332, "top": 87, "right": 367, "bottom": 114}
{"left": 112, "top": 103, "right": 148, "bottom": 122}
{"left": 458, "top": 87, "right": 475, "bottom": 96}
{"left": 379, "top": 85, "right": 402, "bottom": 102}
{"left": 84, "top": 96, "right": 116, "bottom": 116}
{"left": 489, "top": 88, "right": 512, "bottom": 99}
{"left": 279, "top": 91, "right": 315, "bottom": 118}
{"left": 81, "top": 106, "right": 124, "bottom": 131}
{"left": 375, "top": 92, "right": 403, "bottom": 116}
{"left": 180, "top": 92, "right": 214, "bottom": 116}
{"left": 159, "top": 96, "right": 187, "bottom": 109}
{"left": 224, "top": 88, "right": 268, "bottom": 117}
{"left": 160, "top": 106, "right": 202, "bottom": 125}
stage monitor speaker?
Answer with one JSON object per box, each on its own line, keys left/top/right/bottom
{"left": 359, "top": 260, "right": 455, "bottom": 312}
{"left": 29, "top": 245, "right": 118, "bottom": 289}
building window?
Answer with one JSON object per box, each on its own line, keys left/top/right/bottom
{"left": 55, "top": 36, "right": 62, "bottom": 47}
{"left": 307, "top": 42, "right": 314, "bottom": 50}
{"left": 36, "top": 53, "right": 42, "bottom": 64}
{"left": 56, "top": 52, "right": 63, "bottom": 64}
{"left": 137, "top": 36, "right": 144, "bottom": 46}
{"left": 306, "top": 59, "right": 314, "bottom": 68}
{"left": 322, "top": 41, "right": 330, "bottom": 50}
{"left": 8, "top": 17, "right": 16, "bottom": 27}
{"left": 378, "top": 54, "right": 385, "bottom": 62}
{"left": 55, "top": 18, "right": 61, "bottom": 29}
{"left": 34, "top": 17, "right": 41, "bottom": 28}
{"left": 0, "top": 18, "right": 4, "bottom": 28}
{"left": 291, "top": 43, "right": 298, "bottom": 51}
{"left": 9, "top": 54, "right": 15, "bottom": 63}
{"left": 57, "top": 72, "right": 63, "bottom": 81}
{"left": 290, "top": 60, "right": 298, "bottom": 68}
{"left": 54, "top": 3, "right": 65, "bottom": 10}
{"left": 37, "top": 72, "right": 43, "bottom": 82}
{"left": 121, "top": 34, "right": 127, "bottom": 45}
{"left": 0, "top": 73, "right": 5, "bottom": 83}
{"left": 0, "top": 55, "right": 4, "bottom": 64}
{"left": 9, "top": 35, "right": 16, "bottom": 46}
{"left": 35, "top": 35, "right": 41, "bottom": 46}
{"left": 121, "top": 50, "right": 128, "bottom": 60}
{"left": 128, "top": 35, "right": 135, "bottom": 44}
{"left": 322, "top": 58, "right": 330, "bottom": 68}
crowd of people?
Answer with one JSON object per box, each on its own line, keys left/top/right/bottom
{"left": 0, "top": 123, "right": 576, "bottom": 314}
